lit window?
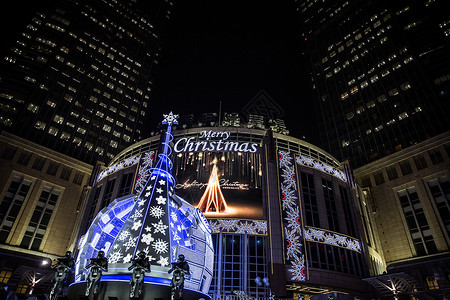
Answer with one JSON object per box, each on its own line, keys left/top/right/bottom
{"left": 356, "top": 106, "right": 365, "bottom": 114}
{"left": 375, "top": 125, "right": 383, "bottom": 132}
{"left": 381, "top": 69, "right": 390, "bottom": 77}
{"left": 109, "top": 106, "right": 117, "bottom": 113}
{"left": 102, "top": 124, "right": 111, "bottom": 132}
{"left": 341, "top": 140, "right": 350, "bottom": 147}
{"left": 73, "top": 137, "right": 82, "bottom": 146}
{"left": 360, "top": 81, "right": 368, "bottom": 89}
{"left": 398, "top": 112, "right": 409, "bottom": 120}
{"left": 53, "top": 115, "right": 64, "bottom": 124}
{"left": 35, "top": 121, "right": 46, "bottom": 130}
{"left": 348, "top": 79, "right": 356, "bottom": 86}
{"left": 370, "top": 75, "right": 379, "bottom": 83}
{"left": 61, "top": 132, "right": 70, "bottom": 141}
{"left": 47, "top": 100, "right": 56, "bottom": 107}
{"left": 110, "top": 140, "right": 118, "bottom": 148}
{"left": 366, "top": 100, "right": 376, "bottom": 108}
{"left": 386, "top": 119, "right": 396, "bottom": 126}
{"left": 27, "top": 103, "right": 39, "bottom": 113}
{"left": 345, "top": 112, "right": 354, "bottom": 120}
{"left": 95, "top": 147, "right": 104, "bottom": 155}
{"left": 350, "top": 86, "right": 359, "bottom": 94}
{"left": 404, "top": 56, "right": 413, "bottom": 64}
{"left": 85, "top": 142, "right": 93, "bottom": 150}
{"left": 25, "top": 76, "right": 36, "bottom": 83}
{"left": 48, "top": 126, "right": 59, "bottom": 136}
{"left": 64, "top": 94, "right": 73, "bottom": 102}
{"left": 77, "top": 127, "right": 86, "bottom": 134}
{"left": 373, "top": 20, "right": 381, "bottom": 28}
{"left": 366, "top": 129, "right": 372, "bottom": 135}
{"left": 325, "top": 72, "right": 332, "bottom": 78}
{"left": 400, "top": 82, "right": 411, "bottom": 90}
{"left": 377, "top": 94, "right": 387, "bottom": 103}
{"left": 113, "top": 131, "right": 120, "bottom": 137}
{"left": 66, "top": 122, "right": 75, "bottom": 128}
{"left": 388, "top": 88, "right": 399, "bottom": 96}
{"left": 334, "top": 66, "right": 341, "bottom": 73}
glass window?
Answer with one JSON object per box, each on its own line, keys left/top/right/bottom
{"left": 413, "top": 154, "right": 428, "bottom": 170}
{"left": 427, "top": 177, "right": 450, "bottom": 237}
{"left": 46, "top": 161, "right": 59, "bottom": 176}
{"left": 32, "top": 156, "right": 46, "bottom": 171}
{"left": 399, "top": 160, "right": 413, "bottom": 176}
{"left": 373, "top": 171, "right": 385, "bottom": 185}
{"left": 397, "top": 187, "right": 437, "bottom": 256}
{"left": 1, "top": 146, "right": 18, "bottom": 160}
{"left": 322, "top": 179, "right": 339, "bottom": 232}
{"left": 428, "top": 149, "right": 443, "bottom": 165}
{"left": 60, "top": 166, "right": 72, "bottom": 181}
{"left": 117, "top": 173, "right": 134, "bottom": 198}
{"left": 20, "top": 187, "right": 60, "bottom": 250}
{"left": 16, "top": 151, "right": 32, "bottom": 166}
{"left": 386, "top": 166, "right": 398, "bottom": 180}
{"left": 300, "top": 172, "right": 320, "bottom": 227}
{"left": 0, "top": 177, "right": 33, "bottom": 242}
{"left": 73, "top": 171, "right": 84, "bottom": 185}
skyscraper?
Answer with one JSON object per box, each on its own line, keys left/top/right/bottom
{"left": 297, "top": 0, "right": 450, "bottom": 167}
{"left": 0, "top": 0, "right": 173, "bottom": 165}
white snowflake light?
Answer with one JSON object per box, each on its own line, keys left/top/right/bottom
{"left": 149, "top": 206, "right": 165, "bottom": 219}
{"left": 141, "top": 233, "right": 155, "bottom": 245}
{"left": 152, "top": 219, "right": 168, "bottom": 235}
{"left": 152, "top": 238, "right": 169, "bottom": 254}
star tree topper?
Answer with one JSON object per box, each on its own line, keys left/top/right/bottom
{"left": 162, "top": 112, "right": 179, "bottom": 126}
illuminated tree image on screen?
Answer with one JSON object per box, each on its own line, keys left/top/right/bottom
{"left": 196, "top": 158, "right": 229, "bottom": 213}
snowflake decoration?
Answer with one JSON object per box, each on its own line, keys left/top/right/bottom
{"left": 117, "top": 230, "right": 131, "bottom": 241}
{"left": 108, "top": 249, "right": 124, "bottom": 263}
{"left": 130, "top": 208, "right": 144, "bottom": 221}
{"left": 285, "top": 227, "right": 302, "bottom": 261}
{"left": 152, "top": 219, "right": 168, "bottom": 235}
{"left": 157, "top": 256, "right": 169, "bottom": 267}
{"left": 149, "top": 206, "right": 165, "bottom": 219}
{"left": 141, "top": 233, "right": 155, "bottom": 245}
{"left": 218, "top": 219, "right": 238, "bottom": 232}
{"left": 123, "top": 253, "right": 133, "bottom": 264}
{"left": 144, "top": 226, "right": 152, "bottom": 232}
{"left": 131, "top": 220, "right": 142, "bottom": 231}
{"left": 137, "top": 198, "right": 146, "bottom": 207}
{"left": 158, "top": 180, "right": 166, "bottom": 186}
{"left": 162, "top": 111, "right": 179, "bottom": 125}
{"left": 155, "top": 196, "right": 166, "bottom": 205}
{"left": 156, "top": 187, "right": 163, "bottom": 194}
{"left": 236, "top": 221, "right": 255, "bottom": 234}
{"left": 123, "top": 236, "right": 138, "bottom": 250}
{"left": 289, "top": 259, "right": 306, "bottom": 281}
{"left": 170, "top": 211, "right": 178, "bottom": 223}
{"left": 152, "top": 238, "right": 169, "bottom": 254}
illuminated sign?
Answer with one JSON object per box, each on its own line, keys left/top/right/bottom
{"left": 173, "top": 130, "right": 259, "bottom": 153}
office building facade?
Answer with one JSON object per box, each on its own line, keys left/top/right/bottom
{"left": 354, "top": 132, "right": 450, "bottom": 298}
{"left": 297, "top": 0, "right": 450, "bottom": 168}
{"left": 0, "top": 0, "right": 173, "bottom": 165}
{"left": 0, "top": 132, "right": 93, "bottom": 294}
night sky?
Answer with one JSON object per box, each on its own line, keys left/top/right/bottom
{"left": 1, "top": 0, "right": 320, "bottom": 144}
{"left": 151, "top": 1, "right": 318, "bottom": 143}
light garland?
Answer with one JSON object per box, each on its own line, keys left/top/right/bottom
{"left": 278, "top": 150, "right": 306, "bottom": 281}
{"left": 304, "top": 227, "right": 361, "bottom": 253}
{"left": 296, "top": 154, "right": 347, "bottom": 183}
{"left": 208, "top": 219, "right": 267, "bottom": 235}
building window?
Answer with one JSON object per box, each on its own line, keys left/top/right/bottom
{"left": 340, "top": 185, "right": 356, "bottom": 236}
{"left": 373, "top": 171, "right": 385, "bottom": 185}
{"left": 117, "top": 173, "right": 134, "bottom": 198}
{"left": 397, "top": 187, "right": 437, "bottom": 256}
{"left": 425, "top": 276, "right": 439, "bottom": 289}
{"left": 427, "top": 177, "right": 450, "bottom": 237}
{"left": 100, "top": 178, "right": 116, "bottom": 209}
{"left": 73, "top": 171, "right": 84, "bottom": 185}
{"left": 413, "top": 154, "right": 428, "bottom": 170}
{"left": 300, "top": 172, "right": 320, "bottom": 227}
{"left": 16, "top": 151, "right": 32, "bottom": 166}
{"left": 385, "top": 166, "right": 398, "bottom": 180}
{"left": 0, "top": 176, "right": 33, "bottom": 243}
{"left": 46, "top": 161, "right": 59, "bottom": 176}
{"left": 428, "top": 149, "right": 443, "bottom": 165}
{"left": 20, "top": 187, "right": 60, "bottom": 250}
{"left": 1, "top": 146, "right": 18, "bottom": 160}
{"left": 32, "top": 156, "right": 46, "bottom": 171}
{"left": 60, "top": 166, "right": 72, "bottom": 181}
{"left": 322, "top": 179, "right": 339, "bottom": 232}
{"left": 399, "top": 160, "right": 413, "bottom": 176}
{"left": 0, "top": 269, "right": 13, "bottom": 283}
